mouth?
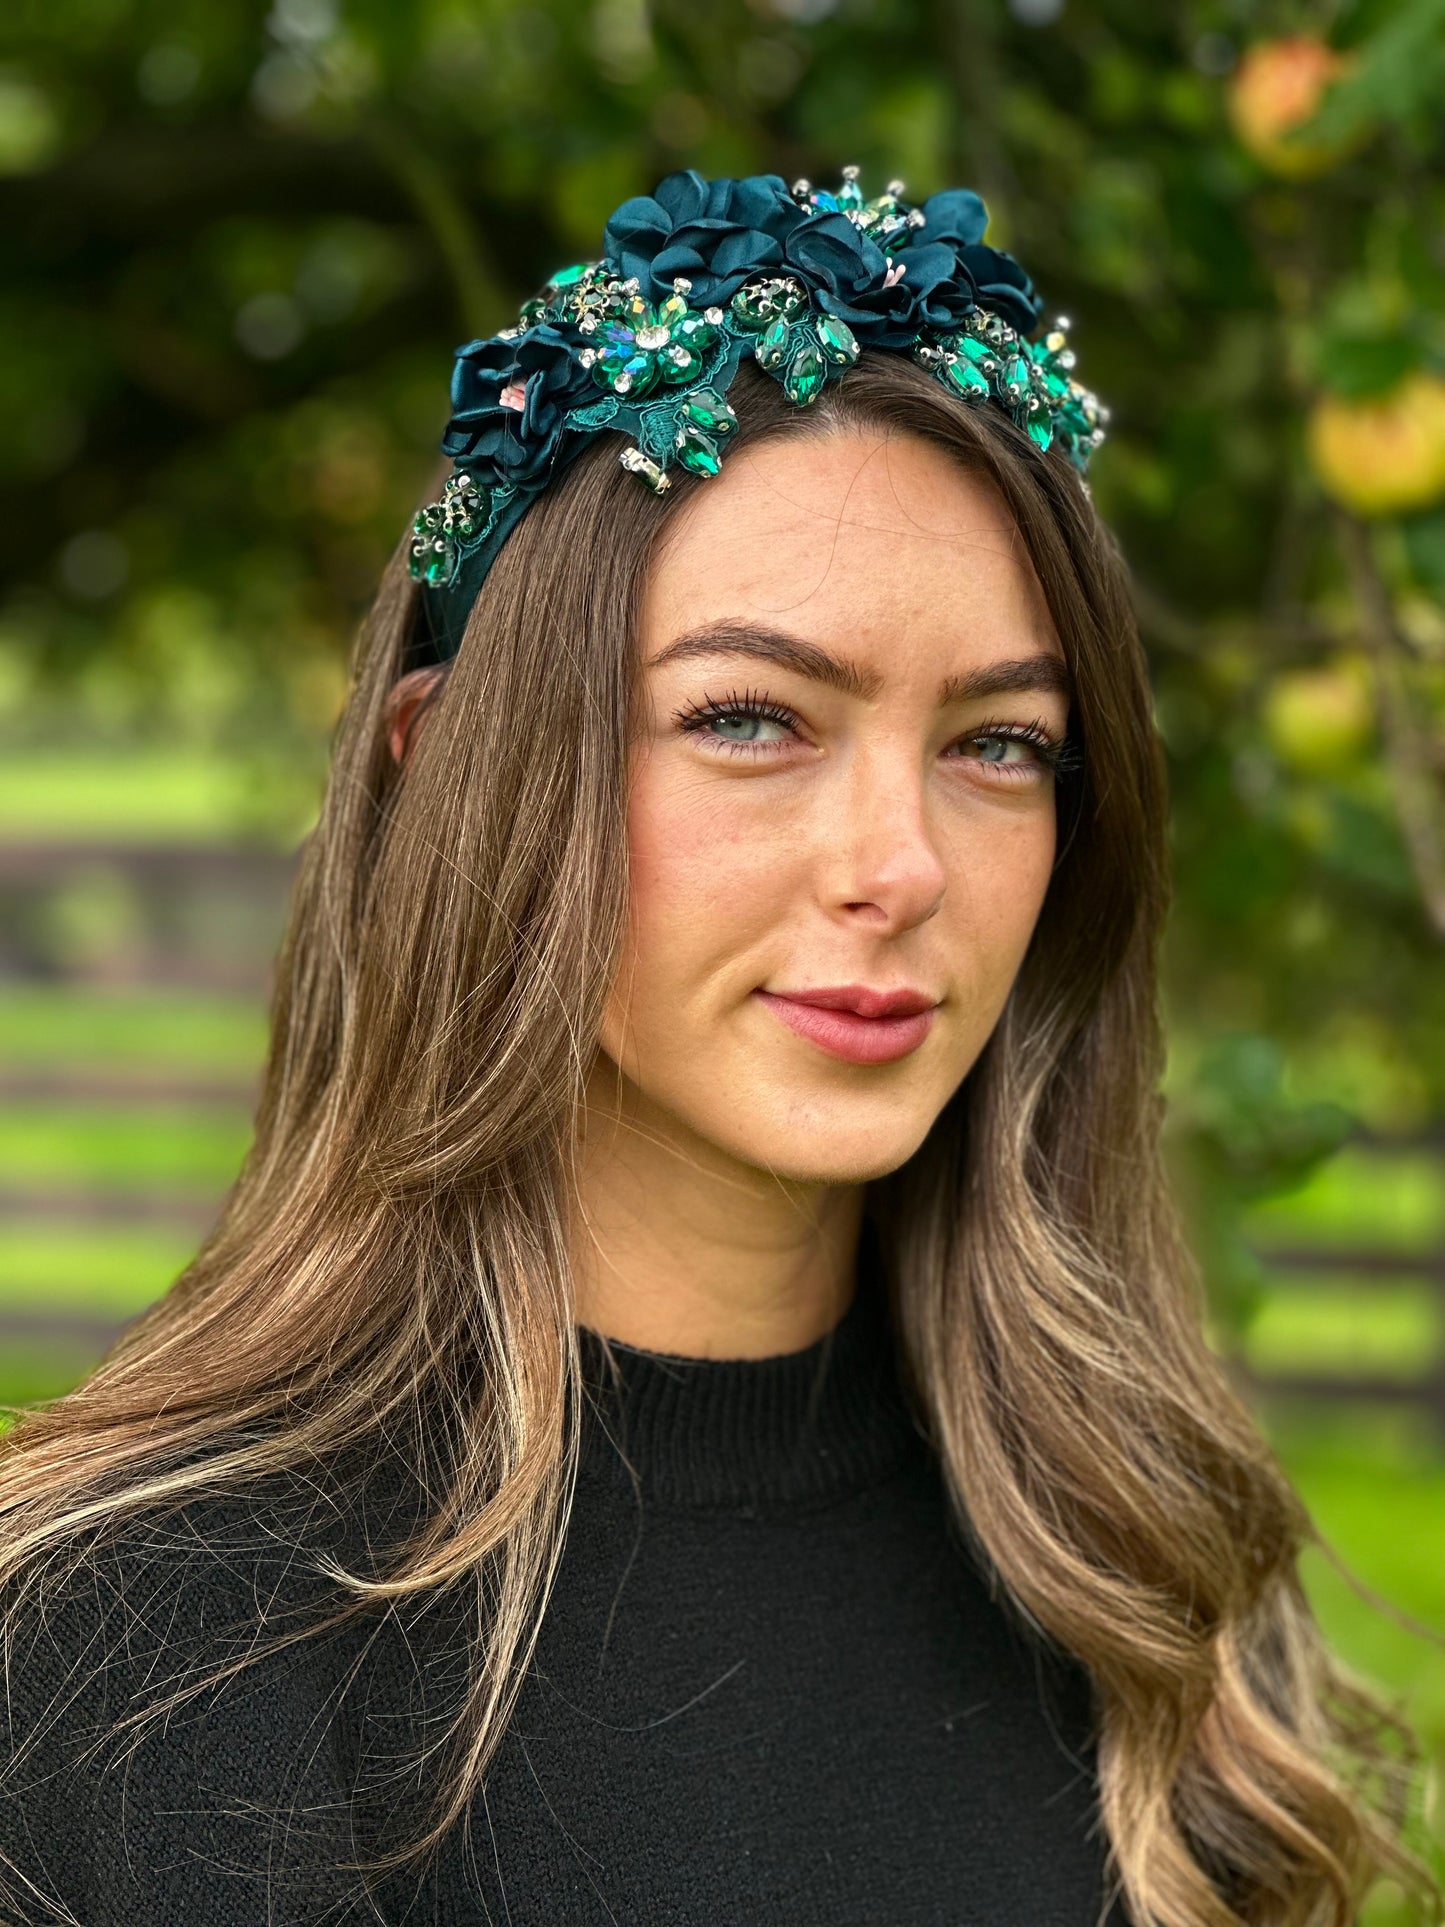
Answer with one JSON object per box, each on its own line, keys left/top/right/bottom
{"left": 753, "top": 985, "right": 940, "bottom": 1066}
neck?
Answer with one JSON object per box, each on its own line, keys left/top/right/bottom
{"left": 570, "top": 1053, "right": 865, "bottom": 1359}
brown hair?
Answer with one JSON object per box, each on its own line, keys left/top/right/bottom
{"left": 1, "top": 354, "right": 1438, "bottom": 1927}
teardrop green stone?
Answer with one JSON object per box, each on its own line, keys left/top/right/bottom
{"left": 755, "top": 319, "right": 792, "bottom": 370}
{"left": 1027, "top": 418, "right": 1054, "bottom": 452}
{"left": 660, "top": 344, "right": 699, "bottom": 385}
{"left": 1002, "top": 353, "right": 1031, "bottom": 402}
{"left": 815, "top": 313, "right": 859, "bottom": 364}
{"left": 676, "top": 313, "right": 717, "bottom": 352}
{"left": 680, "top": 388, "right": 738, "bottom": 434}
{"left": 943, "top": 357, "right": 990, "bottom": 401}
{"left": 784, "top": 340, "right": 825, "bottom": 405}
{"left": 675, "top": 428, "right": 721, "bottom": 476}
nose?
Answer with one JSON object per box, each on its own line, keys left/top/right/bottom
{"left": 824, "top": 741, "right": 947, "bottom": 932}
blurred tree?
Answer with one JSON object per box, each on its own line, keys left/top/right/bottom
{"left": 1, "top": 0, "right": 1442, "bottom": 1340}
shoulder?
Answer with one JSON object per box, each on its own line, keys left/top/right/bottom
{"left": 0, "top": 1448, "right": 423, "bottom": 1924}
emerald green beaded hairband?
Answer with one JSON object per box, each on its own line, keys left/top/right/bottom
{"left": 409, "top": 165, "right": 1109, "bottom": 665}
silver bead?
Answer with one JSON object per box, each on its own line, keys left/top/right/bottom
{"left": 792, "top": 177, "right": 811, "bottom": 196}
{"left": 620, "top": 446, "right": 671, "bottom": 492}
{"left": 886, "top": 178, "right": 906, "bottom": 196}
{"left": 672, "top": 275, "right": 693, "bottom": 295}
{"left": 841, "top": 162, "right": 860, "bottom": 180}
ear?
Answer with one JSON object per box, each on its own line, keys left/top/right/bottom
{"left": 384, "top": 666, "right": 448, "bottom": 766}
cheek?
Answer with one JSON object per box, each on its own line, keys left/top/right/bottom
{"left": 605, "top": 764, "right": 797, "bottom": 1037}
{"left": 932, "top": 806, "right": 1058, "bottom": 1003}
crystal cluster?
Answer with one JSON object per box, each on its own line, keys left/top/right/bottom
{"left": 914, "top": 311, "right": 1108, "bottom": 461}
{"left": 409, "top": 165, "right": 1110, "bottom": 591}
{"left": 409, "top": 471, "right": 501, "bottom": 589}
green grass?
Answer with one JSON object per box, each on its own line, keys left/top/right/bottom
{"left": 0, "top": 985, "right": 268, "bottom": 1073}
{"left": 0, "top": 1103, "right": 253, "bottom": 1192}
{"left": 1243, "top": 1145, "right": 1445, "bottom": 1255}
{"left": 0, "top": 1224, "right": 198, "bottom": 1311}
{"left": 1245, "top": 1282, "right": 1444, "bottom": 1378}
{"left": 1266, "top": 1405, "right": 1445, "bottom": 1918}
{"left": 0, "top": 748, "right": 296, "bottom": 844}
{"left": 0, "top": 1341, "right": 117, "bottom": 1412}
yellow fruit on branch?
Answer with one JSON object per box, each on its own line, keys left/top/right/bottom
{"left": 1226, "top": 36, "right": 1365, "bottom": 178}
{"left": 1263, "top": 659, "right": 1375, "bottom": 775}
{"left": 1307, "top": 370, "right": 1445, "bottom": 517}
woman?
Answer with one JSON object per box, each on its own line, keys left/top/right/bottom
{"left": 0, "top": 167, "right": 1437, "bottom": 1926}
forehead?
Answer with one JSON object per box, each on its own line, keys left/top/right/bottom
{"left": 640, "top": 427, "right": 1062, "bottom": 661}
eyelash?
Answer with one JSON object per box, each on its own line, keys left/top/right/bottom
{"left": 672, "top": 686, "right": 1085, "bottom": 781}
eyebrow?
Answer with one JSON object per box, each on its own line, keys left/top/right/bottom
{"left": 648, "top": 619, "right": 1073, "bottom": 708}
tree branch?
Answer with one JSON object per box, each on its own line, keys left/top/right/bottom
{"left": 1336, "top": 509, "right": 1445, "bottom": 940}
{"left": 366, "top": 122, "right": 505, "bottom": 338}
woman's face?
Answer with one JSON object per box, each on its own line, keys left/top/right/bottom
{"left": 594, "top": 425, "right": 1072, "bottom": 1187}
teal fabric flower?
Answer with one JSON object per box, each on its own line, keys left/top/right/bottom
{"left": 603, "top": 170, "right": 806, "bottom": 308}
{"left": 441, "top": 324, "right": 595, "bottom": 484}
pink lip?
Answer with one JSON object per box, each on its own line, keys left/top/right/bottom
{"left": 754, "top": 987, "right": 939, "bottom": 1066}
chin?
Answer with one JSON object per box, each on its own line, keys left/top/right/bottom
{"left": 719, "top": 1112, "right": 937, "bottom": 1188}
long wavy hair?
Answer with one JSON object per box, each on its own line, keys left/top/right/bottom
{"left": 1, "top": 353, "right": 1438, "bottom": 1927}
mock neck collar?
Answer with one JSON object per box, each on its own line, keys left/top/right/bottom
{"left": 573, "top": 1221, "right": 926, "bottom": 1514}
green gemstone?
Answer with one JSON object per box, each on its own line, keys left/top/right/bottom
{"left": 546, "top": 261, "right": 591, "bottom": 288}
{"left": 675, "top": 312, "right": 717, "bottom": 352}
{"left": 660, "top": 344, "right": 700, "bottom": 384}
{"left": 675, "top": 427, "right": 721, "bottom": 476}
{"left": 1002, "top": 353, "right": 1031, "bottom": 402}
{"left": 942, "top": 357, "right": 990, "bottom": 401}
{"left": 419, "top": 542, "right": 449, "bottom": 586}
{"left": 657, "top": 292, "right": 689, "bottom": 329}
{"left": 680, "top": 387, "right": 738, "bottom": 435}
{"left": 755, "top": 318, "right": 792, "bottom": 370}
{"left": 815, "top": 312, "right": 859, "bottom": 365}
{"left": 730, "top": 283, "right": 773, "bottom": 330}
{"left": 837, "top": 177, "right": 863, "bottom": 209}
{"left": 957, "top": 334, "right": 994, "bottom": 367}
{"left": 1027, "top": 419, "right": 1053, "bottom": 452}
{"left": 784, "top": 340, "right": 825, "bottom": 405}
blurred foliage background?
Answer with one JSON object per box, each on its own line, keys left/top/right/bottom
{"left": 1, "top": 0, "right": 1443, "bottom": 1910}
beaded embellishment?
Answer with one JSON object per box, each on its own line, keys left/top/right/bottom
{"left": 408, "top": 166, "right": 1109, "bottom": 617}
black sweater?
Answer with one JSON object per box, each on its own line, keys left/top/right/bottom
{"left": 1, "top": 1246, "right": 1123, "bottom": 1926}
